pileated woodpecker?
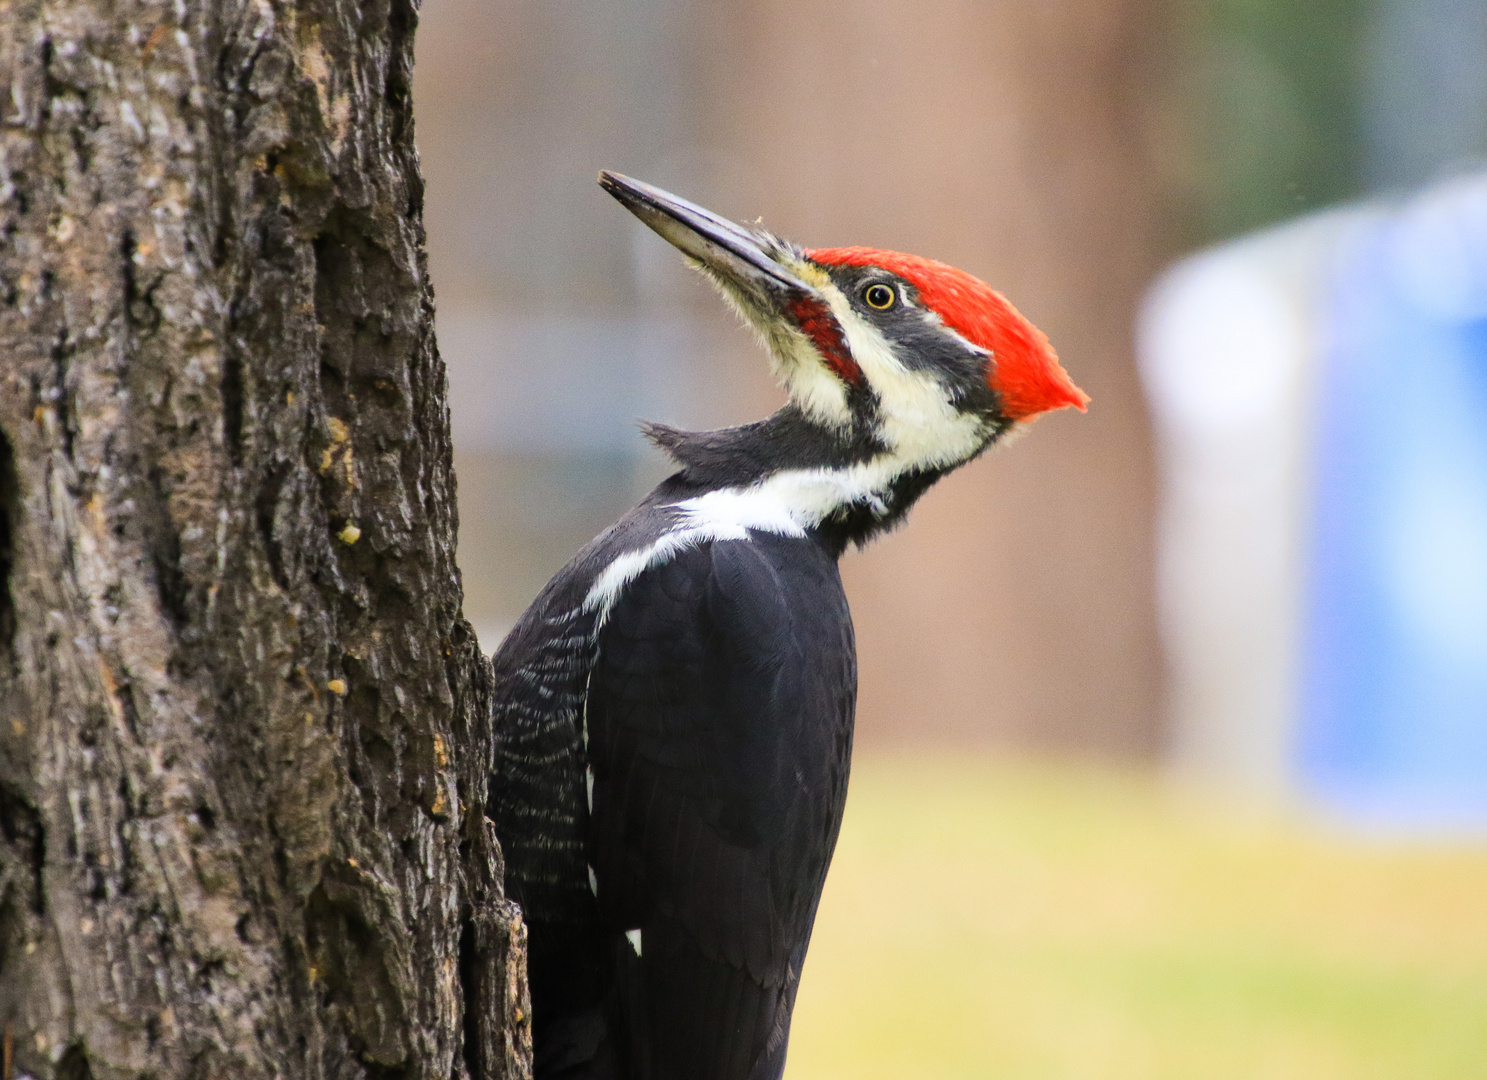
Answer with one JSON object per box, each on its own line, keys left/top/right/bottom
{"left": 489, "top": 173, "right": 1087, "bottom": 1080}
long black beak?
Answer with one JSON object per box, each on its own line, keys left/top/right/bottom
{"left": 599, "top": 172, "right": 816, "bottom": 299}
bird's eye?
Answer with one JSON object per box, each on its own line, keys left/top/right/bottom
{"left": 863, "top": 283, "right": 896, "bottom": 310}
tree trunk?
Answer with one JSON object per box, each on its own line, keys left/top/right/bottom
{"left": 0, "top": 1, "right": 530, "bottom": 1078}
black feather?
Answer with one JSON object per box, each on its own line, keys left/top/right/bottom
{"left": 584, "top": 535, "right": 854, "bottom": 1079}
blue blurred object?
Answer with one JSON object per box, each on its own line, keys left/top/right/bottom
{"left": 1302, "top": 174, "right": 1487, "bottom": 827}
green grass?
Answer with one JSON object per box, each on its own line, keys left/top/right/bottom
{"left": 787, "top": 754, "right": 1487, "bottom": 1079}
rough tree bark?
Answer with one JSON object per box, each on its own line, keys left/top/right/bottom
{"left": 0, "top": 1, "right": 530, "bottom": 1078}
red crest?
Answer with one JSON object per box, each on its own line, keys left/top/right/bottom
{"left": 807, "top": 247, "right": 1089, "bottom": 420}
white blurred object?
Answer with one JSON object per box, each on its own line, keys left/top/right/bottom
{"left": 1138, "top": 209, "right": 1379, "bottom": 795}
{"left": 1389, "top": 171, "right": 1487, "bottom": 322}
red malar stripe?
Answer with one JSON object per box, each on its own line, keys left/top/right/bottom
{"left": 786, "top": 294, "right": 862, "bottom": 385}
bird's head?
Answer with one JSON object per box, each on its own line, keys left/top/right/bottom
{"left": 600, "top": 172, "right": 1087, "bottom": 478}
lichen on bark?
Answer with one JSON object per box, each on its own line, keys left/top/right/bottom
{"left": 0, "top": 0, "right": 529, "bottom": 1077}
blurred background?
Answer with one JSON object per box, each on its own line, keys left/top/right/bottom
{"left": 414, "top": 1, "right": 1487, "bottom": 1074}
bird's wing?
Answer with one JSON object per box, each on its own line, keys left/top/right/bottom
{"left": 586, "top": 535, "right": 854, "bottom": 1080}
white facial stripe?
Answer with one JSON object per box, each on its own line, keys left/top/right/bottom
{"left": 820, "top": 280, "right": 989, "bottom": 470}
{"left": 626, "top": 929, "right": 643, "bottom": 956}
{"left": 922, "top": 304, "right": 994, "bottom": 364}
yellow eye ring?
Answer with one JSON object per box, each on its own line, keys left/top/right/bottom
{"left": 863, "top": 283, "right": 896, "bottom": 310}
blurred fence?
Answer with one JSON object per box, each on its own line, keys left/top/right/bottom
{"left": 417, "top": 0, "right": 1168, "bottom": 755}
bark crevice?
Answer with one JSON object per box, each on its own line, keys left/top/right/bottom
{"left": 0, "top": 427, "right": 16, "bottom": 662}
